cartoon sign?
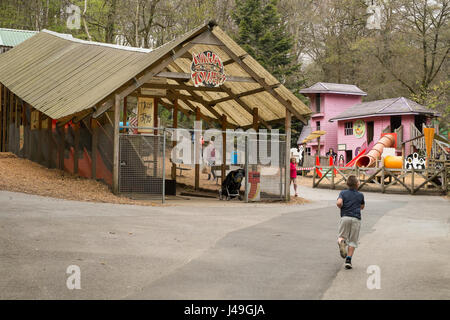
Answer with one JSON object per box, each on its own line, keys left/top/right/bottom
{"left": 404, "top": 152, "right": 426, "bottom": 170}
{"left": 248, "top": 171, "right": 261, "bottom": 201}
{"left": 191, "top": 51, "right": 226, "bottom": 88}
{"left": 137, "top": 97, "right": 154, "bottom": 133}
{"left": 353, "top": 120, "right": 366, "bottom": 138}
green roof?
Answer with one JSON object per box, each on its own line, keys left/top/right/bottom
{"left": 0, "top": 28, "right": 37, "bottom": 47}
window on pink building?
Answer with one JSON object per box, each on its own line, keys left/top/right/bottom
{"left": 305, "top": 147, "right": 311, "bottom": 156}
{"left": 344, "top": 122, "right": 353, "bottom": 135}
{"left": 316, "top": 121, "right": 321, "bottom": 131}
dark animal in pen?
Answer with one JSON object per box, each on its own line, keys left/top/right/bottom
{"left": 219, "top": 169, "right": 245, "bottom": 200}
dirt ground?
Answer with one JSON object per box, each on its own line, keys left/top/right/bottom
{"left": 0, "top": 153, "right": 309, "bottom": 205}
{"left": 0, "top": 153, "right": 159, "bottom": 206}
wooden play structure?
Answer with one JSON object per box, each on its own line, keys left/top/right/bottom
{"left": 313, "top": 128, "right": 450, "bottom": 195}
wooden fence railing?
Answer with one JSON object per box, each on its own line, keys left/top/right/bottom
{"left": 313, "top": 160, "right": 449, "bottom": 195}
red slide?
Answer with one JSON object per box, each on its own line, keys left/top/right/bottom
{"left": 345, "top": 148, "right": 367, "bottom": 167}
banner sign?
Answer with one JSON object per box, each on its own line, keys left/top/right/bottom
{"left": 191, "top": 50, "right": 226, "bottom": 88}
{"left": 137, "top": 97, "right": 154, "bottom": 133}
{"left": 353, "top": 120, "right": 366, "bottom": 139}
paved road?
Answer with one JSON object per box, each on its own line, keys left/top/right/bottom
{"left": 0, "top": 187, "right": 448, "bottom": 299}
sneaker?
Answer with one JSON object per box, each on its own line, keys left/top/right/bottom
{"left": 345, "top": 257, "right": 352, "bottom": 269}
{"left": 338, "top": 240, "right": 347, "bottom": 259}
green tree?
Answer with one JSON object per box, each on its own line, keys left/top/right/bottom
{"left": 232, "top": 0, "right": 304, "bottom": 146}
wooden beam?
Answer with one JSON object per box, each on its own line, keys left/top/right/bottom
{"left": 155, "top": 71, "right": 256, "bottom": 83}
{"left": 208, "top": 85, "right": 278, "bottom": 105}
{"left": 38, "top": 111, "right": 43, "bottom": 163}
{"left": 285, "top": 110, "right": 291, "bottom": 202}
{"left": 171, "top": 99, "right": 178, "bottom": 181}
{"left": 73, "top": 122, "right": 80, "bottom": 174}
{"left": 141, "top": 83, "right": 225, "bottom": 93}
{"left": 93, "top": 99, "right": 113, "bottom": 119}
{"left": 57, "top": 122, "right": 65, "bottom": 170}
{"left": 220, "top": 84, "right": 272, "bottom": 129}
{"left": 118, "top": 41, "right": 197, "bottom": 99}
{"left": 212, "top": 34, "right": 308, "bottom": 124}
{"left": 221, "top": 115, "right": 227, "bottom": 181}
{"left": 47, "top": 117, "right": 53, "bottom": 168}
{"left": 1, "top": 84, "right": 4, "bottom": 152}
{"left": 113, "top": 94, "right": 121, "bottom": 194}
{"left": 91, "top": 118, "right": 98, "bottom": 179}
{"left": 195, "top": 107, "right": 201, "bottom": 190}
{"left": 222, "top": 54, "right": 248, "bottom": 66}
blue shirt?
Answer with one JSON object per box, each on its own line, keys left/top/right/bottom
{"left": 338, "top": 189, "right": 365, "bottom": 220}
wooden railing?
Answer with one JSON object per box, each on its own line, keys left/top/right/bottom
{"left": 312, "top": 161, "right": 449, "bottom": 195}
{"left": 409, "top": 123, "right": 447, "bottom": 157}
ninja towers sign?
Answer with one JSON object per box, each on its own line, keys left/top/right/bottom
{"left": 191, "top": 51, "right": 226, "bottom": 87}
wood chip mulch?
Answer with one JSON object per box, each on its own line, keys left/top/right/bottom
{"left": 0, "top": 152, "right": 159, "bottom": 206}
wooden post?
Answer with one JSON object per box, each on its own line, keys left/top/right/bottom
{"left": 312, "top": 165, "right": 316, "bottom": 188}
{"left": 113, "top": 94, "right": 120, "bottom": 194}
{"left": 381, "top": 167, "right": 385, "bottom": 193}
{"left": 58, "top": 122, "right": 65, "bottom": 170}
{"left": 9, "top": 91, "right": 13, "bottom": 152}
{"left": 73, "top": 122, "right": 80, "bottom": 174}
{"left": 91, "top": 118, "right": 98, "bottom": 179}
{"left": 25, "top": 103, "right": 32, "bottom": 159}
{"left": 153, "top": 97, "right": 159, "bottom": 134}
{"left": 0, "top": 83, "right": 2, "bottom": 152}
{"left": 123, "top": 96, "right": 127, "bottom": 132}
{"left": 285, "top": 110, "right": 291, "bottom": 202}
{"left": 195, "top": 107, "right": 200, "bottom": 190}
{"left": 221, "top": 114, "right": 227, "bottom": 182}
{"left": 38, "top": 111, "right": 43, "bottom": 163}
{"left": 411, "top": 167, "right": 415, "bottom": 195}
{"left": 0, "top": 84, "right": 3, "bottom": 152}
{"left": 171, "top": 99, "right": 178, "bottom": 180}
{"left": 47, "top": 117, "right": 52, "bottom": 167}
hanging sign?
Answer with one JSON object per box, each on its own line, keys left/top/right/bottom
{"left": 191, "top": 50, "right": 226, "bottom": 88}
{"left": 137, "top": 97, "right": 154, "bottom": 133}
{"left": 353, "top": 120, "right": 366, "bottom": 139}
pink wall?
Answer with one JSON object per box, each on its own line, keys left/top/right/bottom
{"left": 305, "top": 93, "right": 362, "bottom": 155}
{"left": 336, "top": 114, "right": 415, "bottom": 163}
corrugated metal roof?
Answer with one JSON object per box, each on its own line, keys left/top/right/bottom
{"left": 300, "top": 82, "right": 367, "bottom": 96}
{"left": 0, "top": 28, "right": 37, "bottom": 47}
{"left": 329, "top": 97, "right": 438, "bottom": 121}
{"left": 0, "top": 23, "right": 311, "bottom": 126}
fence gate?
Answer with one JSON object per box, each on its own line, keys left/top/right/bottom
{"left": 119, "top": 134, "right": 166, "bottom": 201}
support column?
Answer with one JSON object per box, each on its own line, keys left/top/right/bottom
{"left": 0, "top": 83, "right": 2, "bottom": 152}
{"left": 38, "top": 111, "right": 43, "bottom": 163}
{"left": 171, "top": 99, "right": 178, "bottom": 180}
{"left": 74, "top": 122, "right": 80, "bottom": 174}
{"left": 153, "top": 98, "right": 159, "bottom": 134}
{"left": 195, "top": 107, "right": 200, "bottom": 190}
{"left": 285, "top": 110, "right": 291, "bottom": 202}
{"left": 113, "top": 94, "right": 120, "bottom": 194}
{"left": 47, "top": 117, "right": 52, "bottom": 167}
{"left": 58, "top": 122, "right": 65, "bottom": 170}
{"left": 123, "top": 96, "right": 127, "bottom": 132}
{"left": 221, "top": 115, "right": 227, "bottom": 182}
{"left": 91, "top": 118, "right": 98, "bottom": 179}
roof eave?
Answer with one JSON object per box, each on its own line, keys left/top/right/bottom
{"left": 299, "top": 90, "right": 367, "bottom": 96}
{"left": 329, "top": 112, "right": 438, "bottom": 122}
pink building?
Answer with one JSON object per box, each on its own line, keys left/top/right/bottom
{"left": 298, "top": 82, "right": 367, "bottom": 157}
{"left": 330, "top": 97, "right": 437, "bottom": 163}
{"left": 298, "top": 83, "right": 439, "bottom": 165}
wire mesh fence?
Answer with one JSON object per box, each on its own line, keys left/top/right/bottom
{"left": 119, "top": 134, "right": 166, "bottom": 200}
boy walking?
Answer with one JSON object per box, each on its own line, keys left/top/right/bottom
{"left": 336, "top": 175, "right": 365, "bottom": 269}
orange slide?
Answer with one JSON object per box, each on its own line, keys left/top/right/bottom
{"left": 356, "top": 134, "right": 396, "bottom": 167}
